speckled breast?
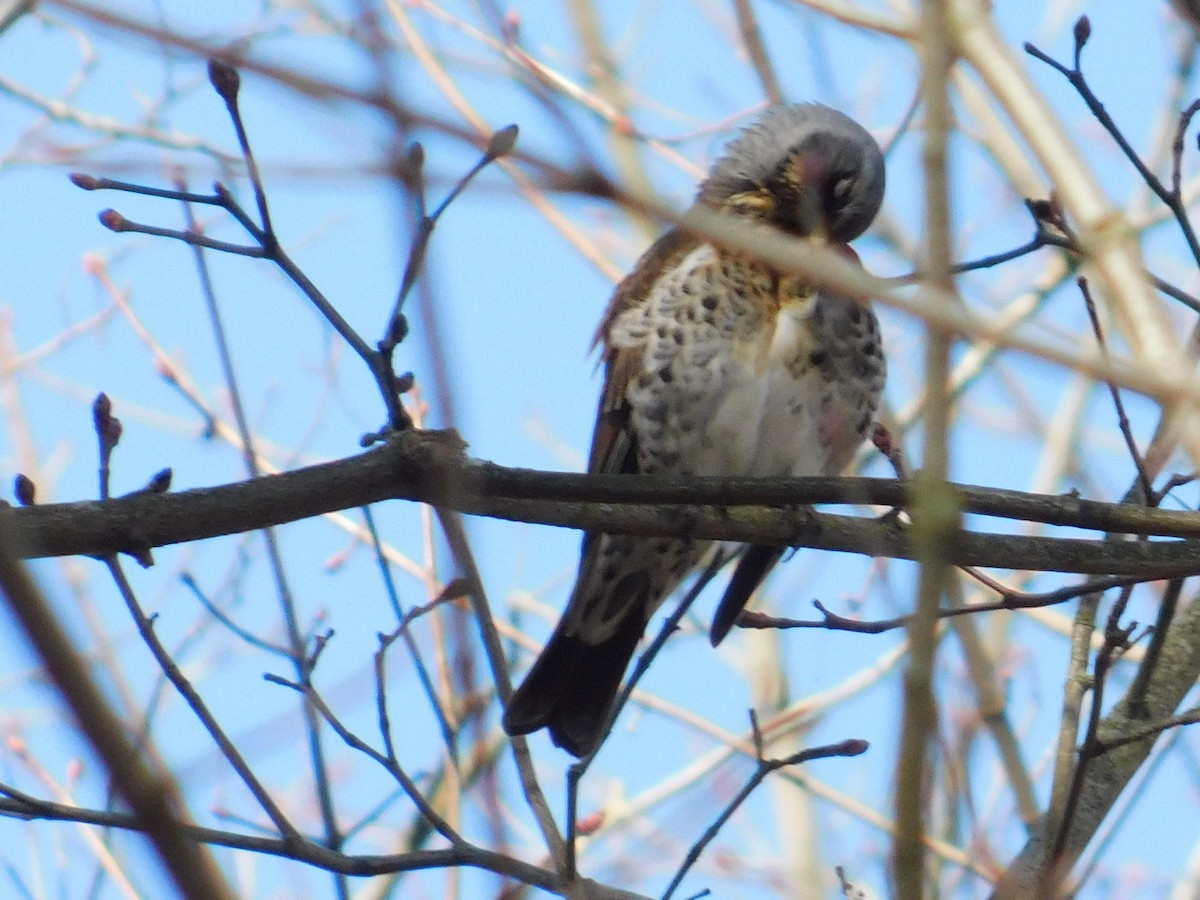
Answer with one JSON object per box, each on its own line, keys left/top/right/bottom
{"left": 611, "top": 242, "right": 885, "bottom": 479}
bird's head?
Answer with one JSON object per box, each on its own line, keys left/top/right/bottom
{"left": 697, "top": 103, "right": 885, "bottom": 243}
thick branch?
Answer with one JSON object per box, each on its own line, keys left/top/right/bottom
{"left": 992, "top": 589, "right": 1200, "bottom": 897}
{"left": 7, "top": 430, "right": 1200, "bottom": 577}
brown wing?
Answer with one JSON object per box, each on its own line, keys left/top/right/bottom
{"left": 502, "top": 228, "right": 704, "bottom": 755}
{"left": 588, "top": 227, "right": 699, "bottom": 477}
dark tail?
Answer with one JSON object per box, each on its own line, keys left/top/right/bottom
{"left": 709, "top": 544, "right": 784, "bottom": 646}
{"left": 502, "top": 609, "right": 644, "bottom": 757}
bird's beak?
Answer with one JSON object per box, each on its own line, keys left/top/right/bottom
{"left": 794, "top": 183, "right": 827, "bottom": 240}
{"left": 832, "top": 241, "right": 860, "bottom": 264}
{"left": 791, "top": 151, "right": 830, "bottom": 239}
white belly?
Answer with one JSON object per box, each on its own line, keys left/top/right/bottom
{"left": 612, "top": 241, "right": 881, "bottom": 481}
{"left": 695, "top": 308, "right": 831, "bottom": 477}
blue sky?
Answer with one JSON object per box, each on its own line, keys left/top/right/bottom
{"left": 1, "top": 1, "right": 1198, "bottom": 897}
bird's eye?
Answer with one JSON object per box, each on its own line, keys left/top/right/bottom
{"left": 829, "top": 174, "right": 856, "bottom": 211}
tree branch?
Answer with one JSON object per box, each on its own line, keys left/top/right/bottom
{"left": 9, "top": 430, "right": 1200, "bottom": 578}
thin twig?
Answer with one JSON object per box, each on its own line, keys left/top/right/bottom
{"left": 661, "top": 736, "right": 868, "bottom": 898}
{"left": 564, "top": 549, "right": 732, "bottom": 875}
{"left": 1078, "top": 277, "right": 1154, "bottom": 500}
{"left": 1049, "top": 584, "right": 1137, "bottom": 866}
{"left": 0, "top": 792, "right": 562, "bottom": 886}
{"left": 105, "top": 557, "right": 301, "bottom": 842}
{"left": 263, "top": 671, "right": 465, "bottom": 847}
{"left": 363, "top": 503, "right": 459, "bottom": 761}
{"left": 1026, "top": 23, "right": 1200, "bottom": 269}
{"left": 737, "top": 572, "right": 1157, "bottom": 635}
{"left": 732, "top": 0, "right": 783, "bottom": 105}
{"left": 175, "top": 166, "right": 347, "bottom": 887}
{"left": 179, "top": 572, "right": 291, "bottom": 657}
{"left": 1123, "top": 577, "right": 1183, "bottom": 713}
{"left": 435, "top": 509, "right": 567, "bottom": 867}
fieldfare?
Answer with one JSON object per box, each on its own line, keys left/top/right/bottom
{"left": 503, "top": 103, "right": 887, "bottom": 756}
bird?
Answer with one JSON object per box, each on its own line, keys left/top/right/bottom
{"left": 502, "top": 103, "right": 887, "bottom": 757}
